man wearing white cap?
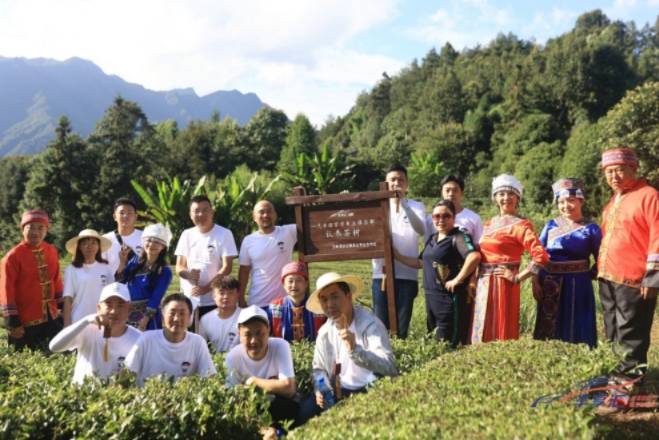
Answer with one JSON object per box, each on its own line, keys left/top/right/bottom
{"left": 225, "top": 305, "right": 298, "bottom": 435}
{"left": 125, "top": 293, "right": 216, "bottom": 386}
{"left": 49, "top": 282, "right": 141, "bottom": 384}
{"left": 298, "top": 272, "right": 397, "bottom": 423}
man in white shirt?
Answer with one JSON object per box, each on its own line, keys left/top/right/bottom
{"left": 199, "top": 276, "right": 242, "bottom": 353}
{"left": 238, "top": 200, "right": 297, "bottom": 307}
{"left": 225, "top": 305, "right": 298, "bottom": 435}
{"left": 298, "top": 272, "right": 397, "bottom": 425}
{"left": 424, "top": 175, "right": 483, "bottom": 244}
{"left": 102, "top": 198, "right": 143, "bottom": 275}
{"left": 372, "top": 164, "right": 425, "bottom": 339}
{"left": 175, "top": 195, "right": 238, "bottom": 326}
{"left": 49, "top": 282, "right": 141, "bottom": 384}
{"left": 125, "top": 293, "right": 216, "bottom": 386}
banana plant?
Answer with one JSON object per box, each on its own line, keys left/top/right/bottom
{"left": 282, "top": 143, "right": 354, "bottom": 194}
{"left": 131, "top": 176, "right": 205, "bottom": 254}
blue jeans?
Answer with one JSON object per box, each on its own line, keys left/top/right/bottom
{"left": 371, "top": 278, "right": 418, "bottom": 339}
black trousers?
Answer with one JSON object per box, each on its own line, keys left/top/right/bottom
{"left": 269, "top": 395, "right": 300, "bottom": 432}
{"left": 599, "top": 279, "right": 657, "bottom": 372}
{"left": 7, "top": 316, "right": 63, "bottom": 353}
{"left": 425, "top": 289, "right": 470, "bottom": 346}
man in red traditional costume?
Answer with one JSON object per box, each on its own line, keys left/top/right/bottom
{"left": 1, "top": 210, "right": 64, "bottom": 352}
{"left": 598, "top": 147, "right": 658, "bottom": 376}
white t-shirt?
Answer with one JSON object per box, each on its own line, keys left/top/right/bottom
{"left": 225, "top": 338, "right": 295, "bottom": 387}
{"left": 238, "top": 225, "right": 297, "bottom": 306}
{"left": 174, "top": 225, "right": 238, "bottom": 307}
{"left": 125, "top": 330, "right": 217, "bottom": 387}
{"left": 66, "top": 318, "right": 142, "bottom": 384}
{"left": 102, "top": 229, "right": 143, "bottom": 275}
{"left": 332, "top": 321, "right": 376, "bottom": 390}
{"left": 424, "top": 207, "right": 483, "bottom": 244}
{"left": 372, "top": 199, "right": 425, "bottom": 280}
{"left": 63, "top": 262, "right": 115, "bottom": 323}
{"left": 199, "top": 307, "right": 242, "bottom": 353}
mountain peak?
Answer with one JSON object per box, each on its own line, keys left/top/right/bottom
{"left": 0, "top": 56, "right": 266, "bottom": 156}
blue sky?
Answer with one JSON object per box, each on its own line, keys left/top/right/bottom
{"left": 0, "top": 0, "right": 657, "bottom": 125}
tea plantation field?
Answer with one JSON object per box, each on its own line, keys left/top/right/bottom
{"left": 1, "top": 258, "right": 657, "bottom": 439}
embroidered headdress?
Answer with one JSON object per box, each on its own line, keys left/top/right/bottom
{"left": 601, "top": 147, "right": 638, "bottom": 169}
{"left": 551, "top": 178, "right": 585, "bottom": 203}
{"left": 491, "top": 174, "right": 523, "bottom": 200}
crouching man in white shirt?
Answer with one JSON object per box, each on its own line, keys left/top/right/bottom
{"left": 49, "top": 282, "right": 141, "bottom": 384}
{"left": 298, "top": 272, "right": 398, "bottom": 425}
{"left": 200, "top": 275, "right": 243, "bottom": 353}
{"left": 225, "top": 305, "right": 298, "bottom": 437}
{"left": 125, "top": 293, "right": 216, "bottom": 386}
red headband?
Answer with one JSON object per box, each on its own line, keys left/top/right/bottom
{"left": 20, "top": 210, "right": 49, "bottom": 229}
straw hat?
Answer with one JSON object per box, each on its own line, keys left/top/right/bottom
{"left": 307, "top": 272, "right": 363, "bottom": 314}
{"left": 65, "top": 229, "right": 112, "bottom": 255}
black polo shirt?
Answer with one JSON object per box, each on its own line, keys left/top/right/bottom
{"left": 420, "top": 227, "right": 477, "bottom": 292}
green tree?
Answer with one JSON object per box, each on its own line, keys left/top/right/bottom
{"left": 0, "top": 156, "right": 33, "bottom": 253}
{"left": 407, "top": 152, "right": 444, "bottom": 198}
{"left": 244, "top": 107, "right": 289, "bottom": 171}
{"left": 84, "top": 97, "right": 163, "bottom": 231}
{"left": 558, "top": 122, "right": 609, "bottom": 215}
{"left": 22, "top": 116, "right": 96, "bottom": 249}
{"left": 599, "top": 81, "right": 659, "bottom": 186}
{"left": 277, "top": 113, "right": 317, "bottom": 175}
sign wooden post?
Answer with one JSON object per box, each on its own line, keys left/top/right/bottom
{"left": 286, "top": 184, "right": 399, "bottom": 335}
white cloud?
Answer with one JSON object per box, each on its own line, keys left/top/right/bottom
{"left": 0, "top": 0, "right": 401, "bottom": 124}
{"left": 522, "top": 8, "right": 577, "bottom": 43}
{"left": 407, "top": 0, "right": 514, "bottom": 50}
{"left": 605, "top": 0, "right": 647, "bottom": 21}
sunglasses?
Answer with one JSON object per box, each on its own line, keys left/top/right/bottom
{"left": 432, "top": 213, "right": 453, "bottom": 220}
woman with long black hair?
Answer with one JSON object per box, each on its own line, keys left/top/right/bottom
{"left": 116, "top": 223, "right": 173, "bottom": 331}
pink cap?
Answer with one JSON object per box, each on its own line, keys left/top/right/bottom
{"left": 280, "top": 261, "right": 308, "bottom": 283}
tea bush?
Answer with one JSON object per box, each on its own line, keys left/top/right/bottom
{"left": 293, "top": 339, "right": 619, "bottom": 439}
{"left": 0, "top": 332, "right": 446, "bottom": 439}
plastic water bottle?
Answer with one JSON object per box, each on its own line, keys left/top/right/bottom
{"left": 316, "top": 376, "right": 336, "bottom": 409}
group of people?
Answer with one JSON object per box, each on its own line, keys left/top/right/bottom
{"left": 0, "top": 146, "right": 656, "bottom": 435}
{"left": 380, "top": 147, "right": 657, "bottom": 379}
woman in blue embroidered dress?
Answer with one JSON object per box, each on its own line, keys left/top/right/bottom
{"left": 533, "top": 178, "right": 601, "bottom": 348}
{"left": 116, "top": 223, "right": 173, "bottom": 331}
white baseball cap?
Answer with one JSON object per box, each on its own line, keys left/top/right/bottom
{"left": 99, "top": 282, "right": 131, "bottom": 303}
{"left": 237, "top": 305, "right": 269, "bottom": 327}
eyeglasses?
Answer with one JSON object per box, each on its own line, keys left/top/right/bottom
{"left": 432, "top": 213, "right": 453, "bottom": 220}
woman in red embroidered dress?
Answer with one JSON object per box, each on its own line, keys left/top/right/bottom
{"left": 471, "top": 174, "right": 549, "bottom": 343}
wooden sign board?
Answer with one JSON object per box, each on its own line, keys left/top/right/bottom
{"left": 286, "top": 183, "right": 399, "bottom": 334}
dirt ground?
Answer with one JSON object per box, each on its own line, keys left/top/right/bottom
{"left": 595, "top": 310, "right": 659, "bottom": 439}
